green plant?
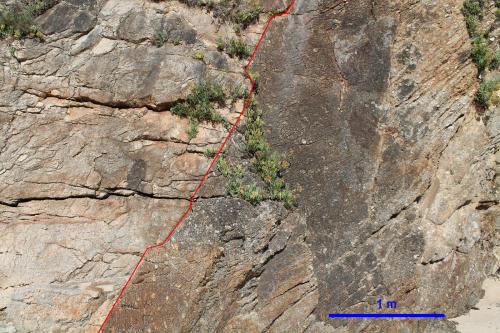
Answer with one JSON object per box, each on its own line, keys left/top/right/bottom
{"left": 217, "top": 158, "right": 230, "bottom": 177}
{"left": 204, "top": 145, "right": 227, "bottom": 158}
{"left": 463, "top": 0, "right": 484, "bottom": 17}
{"left": 217, "top": 157, "right": 247, "bottom": 197}
{"left": 240, "top": 183, "right": 264, "bottom": 204}
{"left": 226, "top": 38, "right": 250, "bottom": 58}
{"left": 226, "top": 164, "right": 244, "bottom": 196}
{"left": 244, "top": 101, "right": 295, "bottom": 207}
{"left": 153, "top": 31, "right": 168, "bottom": 47}
{"left": 187, "top": 117, "right": 199, "bottom": 139}
{"left": 268, "top": 8, "right": 283, "bottom": 16}
{"left": 216, "top": 37, "right": 225, "bottom": 51}
{"left": 464, "top": 15, "right": 478, "bottom": 36}
{"left": 171, "top": 35, "right": 182, "bottom": 45}
{"left": 216, "top": 37, "right": 250, "bottom": 59}
{"left": 0, "top": 0, "right": 53, "bottom": 40}
{"left": 471, "top": 37, "right": 492, "bottom": 73}
{"left": 153, "top": 30, "right": 183, "bottom": 47}
{"left": 171, "top": 81, "right": 228, "bottom": 137}
{"left": 230, "top": 84, "right": 249, "bottom": 102}
{"left": 216, "top": 100, "right": 295, "bottom": 207}
{"left": 475, "top": 77, "right": 499, "bottom": 108}
{"left": 204, "top": 146, "right": 218, "bottom": 158}
{"left": 8, "top": 46, "right": 16, "bottom": 56}
{"left": 192, "top": 50, "right": 205, "bottom": 61}
{"left": 247, "top": 69, "right": 260, "bottom": 84}
{"left": 490, "top": 50, "right": 500, "bottom": 69}
{"left": 235, "top": 6, "right": 261, "bottom": 28}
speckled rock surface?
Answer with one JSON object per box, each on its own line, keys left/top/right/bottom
{"left": 0, "top": 0, "right": 498, "bottom": 332}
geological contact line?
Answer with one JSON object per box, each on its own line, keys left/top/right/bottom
{"left": 98, "top": 1, "right": 296, "bottom": 331}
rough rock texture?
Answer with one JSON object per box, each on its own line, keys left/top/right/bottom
{"left": 255, "top": 0, "right": 499, "bottom": 331}
{"left": 0, "top": 0, "right": 499, "bottom": 332}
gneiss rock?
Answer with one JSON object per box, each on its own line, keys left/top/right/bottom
{"left": 0, "top": 0, "right": 498, "bottom": 332}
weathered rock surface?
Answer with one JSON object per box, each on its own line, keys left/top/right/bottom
{"left": 0, "top": 0, "right": 498, "bottom": 332}
{"left": 255, "top": 0, "right": 499, "bottom": 331}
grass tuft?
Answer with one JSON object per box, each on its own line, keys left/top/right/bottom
{"left": 215, "top": 37, "right": 250, "bottom": 59}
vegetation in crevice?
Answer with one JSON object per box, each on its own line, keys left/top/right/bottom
{"left": 216, "top": 92, "right": 295, "bottom": 208}
{"left": 170, "top": 81, "right": 229, "bottom": 139}
{"left": 476, "top": 77, "right": 500, "bottom": 108}
{"left": 216, "top": 37, "right": 250, "bottom": 59}
{"left": 0, "top": 0, "right": 57, "bottom": 40}
{"left": 156, "top": 0, "right": 261, "bottom": 30}
{"left": 234, "top": 6, "right": 261, "bottom": 29}
{"left": 192, "top": 50, "right": 205, "bottom": 61}
{"left": 462, "top": 0, "right": 500, "bottom": 109}
{"left": 471, "top": 36, "right": 492, "bottom": 73}
{"left": 462, "top": 0, "right": 485, "bottom": 36}
{"left": 152, "top": 30, "right": 182, "bottom": 47}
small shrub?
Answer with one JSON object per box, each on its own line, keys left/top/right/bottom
{"left": 216, "top": 37, "right": 225, "bottom": 51}
{"left": 235, "top": 6, "right": 261, "bottom": 28}
{"left": 171, "top": 35, "right": 182, "bottom": 45}
{"left": 153, "top": 31, "right": 168, "bottom": 47}
{"left": 240, "top": 183, "right": 264, "bottom": 205}
{"left": 490, "top": 50, "right": 500, "bottom": 69}
{"left": 0, "top": 0, "right": 52, "bottom": 40}
{"left": 471, "top": 37, "right": 492, "bottom": 73}
{"left": 216, "top": 37, "right": 250, "bottom": 59}
{"left": 204, "top": 146, "right": 227, "bottom": 158}
{"left": 476, "top": 78, "right": 499, "bottom": 108}
{"left": 204, "top": 146, "right": 218, "bottom": 158}
{"left": 170, "top": 81, "right": 228, "bottom": 137}
{"left": 217, "top": 158, "right": 230, "bottom": 177}
{"left": 187, "top": 117, "right": 199, "bottom": 139}
{"left": 463, "top": 0, "right": 484, "bottom": 17}
{"left": 192, "top": 50, "right": 205, "bottom": 61}
{"left": 244, "top": 100, "right": 295, "bottom": 207}
{"left": 272, "top": 186, "right": 294, "bottom": 208}
{"left": 226, "top": 165, "right": 244, "bottom": 196}
{"left": 170, "top": 103, "right": 189, "bottom": 117}
{"left": 226, "top": 38, "right": 250, "bottom": 58}
{"left": 217, "top": 158, "right": 246, "bottom": 197}
{"left": 464, "top": 15, "right": 478, "bottom": 36}
{"left": 245, "top": 104, "right": 268, "bottom": 154}
{"left": 254, "top": 152, "right": 281, "bottom": 183}
{"left": 153, "top": 30, "right": 183, "bottom": 47}
{"left": 230, "top": 84, "right": 249, "bottom": 102}
{"left": 247, "top": 69, "right": 260, "bottom": 92}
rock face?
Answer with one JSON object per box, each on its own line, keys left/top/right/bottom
{"left": 0, "top": 0, "right": 498, "bottom": 333}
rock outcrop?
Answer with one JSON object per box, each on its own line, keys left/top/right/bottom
{"left": 0, "top": 0, "right": 498, "bottom": 332}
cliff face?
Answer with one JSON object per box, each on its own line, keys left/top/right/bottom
{"left": 0, "top": 0, "right": 498, "bottom": 332}
{"left": 255, "top": 0, "right": 499, "bottom": 331}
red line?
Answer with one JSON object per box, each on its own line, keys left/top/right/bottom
{"left": 98, "top": 2, "right": 295, "bottom": 331}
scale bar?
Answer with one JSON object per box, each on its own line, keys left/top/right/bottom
{"left": 328, "top": 313, "right": 446, "bottom": 318}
